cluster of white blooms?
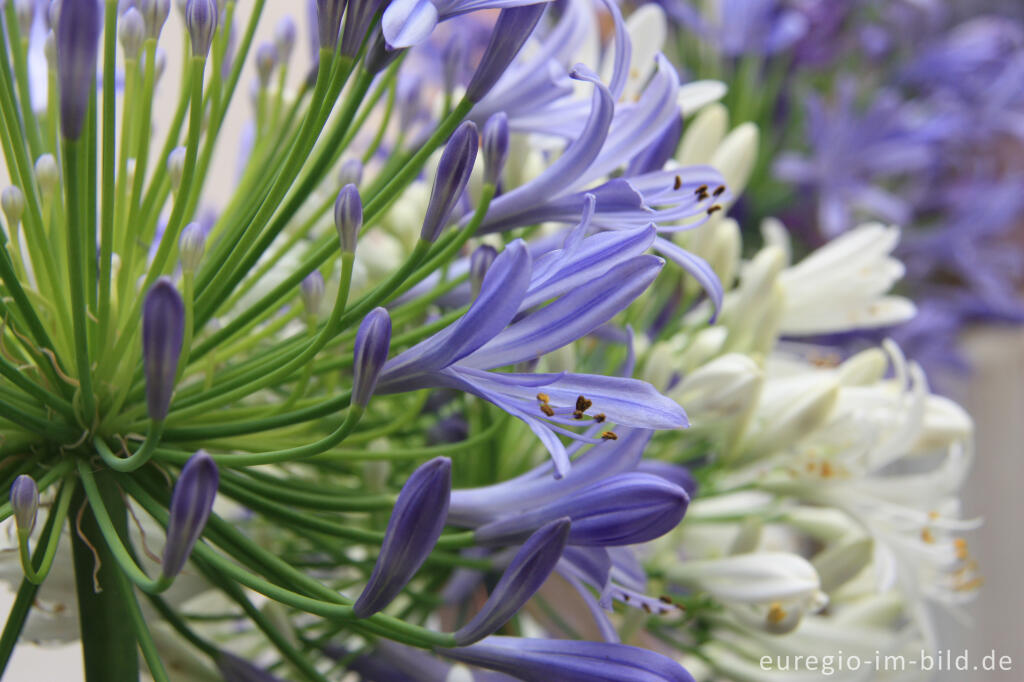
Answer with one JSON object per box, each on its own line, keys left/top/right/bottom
{"left": 629, "top": 122, "right": 979, "bottom": 679}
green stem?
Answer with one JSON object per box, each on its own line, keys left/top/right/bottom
{"left": 70, "top": 468, "right": 141, "bottom": 682}
{"left": 75, "top": 459, "right": 173, "bottom": 594}
{"left": 62, "top": 138, "right": 96, "bottom": 425}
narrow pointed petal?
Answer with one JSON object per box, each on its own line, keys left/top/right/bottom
{"left": 464, "top": 255, "right": 663, "bottom": 369}
{"left": 454, "top": 518, "right": 570, "bottom": 645}
{"left": 379, "top": 241, "right": 531, "bottom": 383}
{"left": 653, "top": 236, "right": 724, "bottom": 319}
{"left": 437, "top": 636, "right": 695, "bottom": 682}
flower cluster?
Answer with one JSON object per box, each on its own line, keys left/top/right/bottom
{"left": 0, "top": 1, "right": 988, "bottom": 681}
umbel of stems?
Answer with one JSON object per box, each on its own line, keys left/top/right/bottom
{"left": 0, "top": 0, "right": 565, "bottom": 680}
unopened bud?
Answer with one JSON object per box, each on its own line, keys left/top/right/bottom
{"left": 185, "top": 0, "right": 218, "bottom": 57}
{"left": 142, "top": 278, "right": 185, "bottom": 421}
{"left": 316, "top": 0, "right": 345, "bottom": 51}
{"left": 274, "top": 16, "right": 296, "bottom": 64}
{"left": 352, "top": 307, "right": 391, "bottom": 407}
{"left": 300, "top": 271, "right": 325, "bottom": 318}
{"left": 35, "top": 155, "right": 60, "bottom": 198}
{"left": 420, "top": 121, "right": 478, "bottom": 242}
{"left": 139, "top": 0, "right": 170, "bottom": 41}
{"left": 119, "top": 7, "right": 146, "bottom": 59}
{"left": 334, "top": 184, "right": 362, "bottom": 252}
{"left": 454, "top": 518, "right": 570, "bottom": 645}
{"left": 178, "top": 222, "right": 206, "bottom": 273}
{"left": 1, "top": 186, "right": 25, "bottom": 227}
{"left": 353, "top": 457, "right": 451, "bottom": 617}
{"left": 466, "top": 5, "right": 546, "bottom": 102}
{"left": 469, "top": 244, "right": 497, "bottom": 297}
{"left": 337, "top": 159, "right": 363, "bottom": 188}
{"left": 161, "top": 450, "right": 218, "bottom": 579}
{"left": 10, "top": 475, "right": 39, "bottom": 536}
{"left": 482, "top": 112, "right": 509, "bottom": 186}
{"left": 56, "top": 0, "right": 102, "bottom": 140}
{"left": 167, "top": 146, "right": 186, "bottom": 192}
{"left": 255, "top": 42, "right": 277, "bottom": 88}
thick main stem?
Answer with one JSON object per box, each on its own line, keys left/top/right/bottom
{"left": 70, "top": 473, "right": 140, "bottom": 682}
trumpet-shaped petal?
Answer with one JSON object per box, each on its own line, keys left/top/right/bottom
{"left": 353, "top": 457, "right": 452, "bottom": 617}
{"left": 474, "top": 473, "right": 689, "bottom": 546}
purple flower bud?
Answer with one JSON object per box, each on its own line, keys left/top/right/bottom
{"left": 179, "top": 222, "right": 206, "bottom": 272}
{"left": 438, "top": 636, "right": 696, "bottom": 682}
{"left": 469, "top": 244, "right": 497, "bottom": 298}
{"left": 185, "top": 0, "right": 218, "bottom": 57}
{"left": 10, "top": 475, "right": 39, "bottom": 535}
{"left": 274, "top": 16, "right": 296, "bottom": 64}
{"left": 255, "top": 42, "right": 277, "bottom": 88}
{"left": 315, "top": 0, "right": 345, "bottom": 51}
{"left": 482, "top": 112, "right": 508, "bottom": 187}
{"left": 364, "top": 26, "right": 404, "bottom": 75}
{"left": 119, "top": 7, "right": 146, "bottom": 59}
{"left": 474, "top": 473, "right": 689, "bottom": 547}
{"left": 300, "top": 271, "right": 325, "bottom": 317}
{"left": 142, "top": 277, "right": 185, "bottom": 421}
{"left": 340, "top": 0, "right": 387, "bottom": 58}
{"left": 420, "top": 121, "right": 478, "bottom": 242}
{"left": 453, "top": 518, "right": 570, "bottom": 645}
{"left": 56, "top": 0, "right": 102, "bottom": 140}
{"left": 353, "top": 457, "right": 451, "bottom": 617}
{"left": 352, "top": 307, "right": 391, "bottom": 407}
{"left": 334, "top": 184, "right": 362, "bottom": 252}
{"left": 138, "top": 0, "right": 170, "bottom": 40}
{"left": 338, "top": 158, "right": 363, "bottom": 188}
{"left": 466, "top": 4, "right": 547, "bottom": 102}
{"left": 161, "top": 450, "right": 218, "bottom": 579}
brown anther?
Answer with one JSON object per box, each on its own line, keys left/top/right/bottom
{"left": 622, "top": 594, "right": 630, "bottom": 602}
{"left": 713, "top": 185, "right": 726, "bottom": 197}
{"left": 601, "top": 431, "right": 618, "bottom": 440}
{"left": 540, "top": 404, "right": 555, "bottom": 417}
{"left": 820, "top": 461, "right": 834, "bottom": 478}
{"left": 575, "top": 395, "right": 592, "bottom": 413}
{"left": 641, "top": 603, "right": 652, "bottom": 614}
{"left": 593, "top": 413, "right": 606, "bottom": 423}
{"left": 921, "top": 528, "right": 935, "bottom": 544}
{"left": 766, "top": 602, "right": 787, "bottom": 625}
{"left": 673, "top": 175, "right": 683, "bottom": 190}
{"left": 573, "top": 410, "right": 584, "bottom": 420}
{"left": 706, "top": 205, "right": 723, "bottom": 215}
{"left": 536, "top": 392, "right": 550, "bottom": 403}
{"left": 694, "top": 184, "right": 708, "bottom": 196}
{"left": 659, "top": 595, "right": 673, "bottom": 604}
